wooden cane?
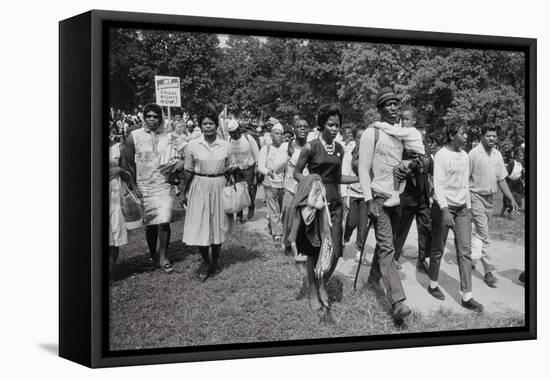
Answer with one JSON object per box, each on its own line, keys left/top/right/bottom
{"left": 353, "top": 217, "right": 373, "bottom": 291}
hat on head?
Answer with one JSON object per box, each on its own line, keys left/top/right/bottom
{"left": 271, "top": 123, "right": 284, "bottom": 133}
{"left": 376, "top": 87, "right": 399, "bottom": 107}
{"left": 268, "top": 117, "right": 279, "bottom": 125}
{"left": 227, "top": 119, "right": 239, "bottom": 132}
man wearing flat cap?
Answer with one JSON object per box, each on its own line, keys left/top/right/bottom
{"left": 358, "top": 87, "right": 412, "bottom": 320}
{"left": 228, "top": 119, "right": 260, "bottom": 222}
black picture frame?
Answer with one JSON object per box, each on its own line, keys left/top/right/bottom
{"left": 59, "top": 9, "right": 537, "bottom": 368}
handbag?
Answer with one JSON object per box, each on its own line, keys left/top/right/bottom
{"left": 121, "top": 181, "right": 143, "bottom": 230}
{"left": 222, "top": 179, "right": 251, "bottom": 214}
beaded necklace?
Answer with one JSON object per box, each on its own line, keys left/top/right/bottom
{"left": 320, "top": 135, "right": 336, "bottom": 155}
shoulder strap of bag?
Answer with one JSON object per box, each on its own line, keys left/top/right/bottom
{"left": 351, "top": 127, "right": 379, "bottom": 177}
{"left": 370, "top": 128, "right": 380, "bottom": 179}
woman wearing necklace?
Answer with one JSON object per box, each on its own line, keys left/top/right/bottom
{"left": 180, "top": 109, "right": 231, "bottom": 281}
{"left": 294, "top": 104, "right": 359, "bottom": 312}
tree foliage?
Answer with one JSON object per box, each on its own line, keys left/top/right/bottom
{"left": 109, "top": 28, "right": 220, "bottom": 114}
{"left": 109, "top": 28, "right": 525, "bottom": 153}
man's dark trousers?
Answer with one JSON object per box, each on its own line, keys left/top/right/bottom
{"left": 394, "top": 175, "right": 432, "bottom": 263}
{"left": 235, "top": 165, "right": 257, "bottom": 218}
{"left": 368, "top": 194, "right": 406, "bottom": 305}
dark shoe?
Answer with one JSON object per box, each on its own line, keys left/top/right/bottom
{"left": 247, "top": 207, "right": 255, "bottom": 220}
{"left": 518, "top": 271, "right": 525, "bottom": 283}
{"left": 461, "top": 298, "right": 484, "bottom": 313}
{"left": 416, "top": 260, "right": 429, "bottom": 274}
{"left": 428, "top": 286, "right": 445, "bottom": 300}
{"left": 392, "top": 301, "right": 411, "bottom": 320}
{"left": 197, "top": 265, "right": 211, "bottom": 282}
{"left": 484, "top": 272, "right": 498, "bottom": 288}
{"left": 208, "top": 265, "right": 221, "bottom": 277}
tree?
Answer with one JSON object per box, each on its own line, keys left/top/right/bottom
{"left": 109, "top": 28, "right": 220, "bottom": 114}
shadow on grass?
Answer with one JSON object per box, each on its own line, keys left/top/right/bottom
{"left": 168, "top": 239, "right": 197, "bottom": 262}
{"left": 355, "top": 266, "right": 394, "bottom": 316}
{"left": 171, "top": 208, "right": 186, "bottom": 223}
{"left": 327, "top": 276, "right": 344, "bottom": 303}
{"left": 114, "top": 239, "right": 196, "bottom": 281}
{"left": 219, "top": 243, "right": 264, "bottom": 269}
{"left": 292, "top": 272, "right": 344, "bottom": 305}
{"left": 112, "top": 254, "right": 158, "bottom": 282}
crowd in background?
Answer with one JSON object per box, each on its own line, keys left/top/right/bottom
{"left": 108, "top": 88, "right": 526, "bottom": 323}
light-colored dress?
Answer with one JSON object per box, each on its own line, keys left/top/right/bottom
{"left": 182, "top": 136, "right": 231, "bottom": 246}
{"left": 131, "top": 127, "right": 174, "bottom": 225}
{"left": 109, "top": 143, "right": 128, "bottom": 247}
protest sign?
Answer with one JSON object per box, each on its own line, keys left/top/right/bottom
{"left": 154, "top": 76, "right": 181, "bottom": 107}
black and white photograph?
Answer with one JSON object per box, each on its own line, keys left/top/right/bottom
{"left": 106, "top": 24, "right": 529, "bottom": 351}
{"left": 5, "top": 0, "right": 549, "bottom": 374}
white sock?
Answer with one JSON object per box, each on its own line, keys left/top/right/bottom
{"left": 463, "top": 292, "right": 473, "bottom": 301}
{"left": 430, "top": 281, "right": 438, "bottom": 289}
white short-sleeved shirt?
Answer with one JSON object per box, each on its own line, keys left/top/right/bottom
{"left": 184, "top": 136, "right": 230, "bottom": 175}
{"left": 229, "top": 134, "right": 258, "bottom": 169}
{"left": 468, "top": 144, "right": 508, "bottom": 195}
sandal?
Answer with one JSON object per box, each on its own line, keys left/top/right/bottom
{"left": 161, "top": 263, "right": 174, "bottom": 274}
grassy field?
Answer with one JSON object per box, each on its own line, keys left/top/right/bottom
{"left": 488, "top": 192, "right": 525, "bottom": 244}
{"left": 110, "top": 196, "right": 525, "bottom": 351}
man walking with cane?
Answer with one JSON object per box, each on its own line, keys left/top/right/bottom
{"left": 358, "top": 87, "right": 411, "bottom": 321}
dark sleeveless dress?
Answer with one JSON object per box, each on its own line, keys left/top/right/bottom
{"left": 296, "top": 138, "right": 344, "bottom": 258}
